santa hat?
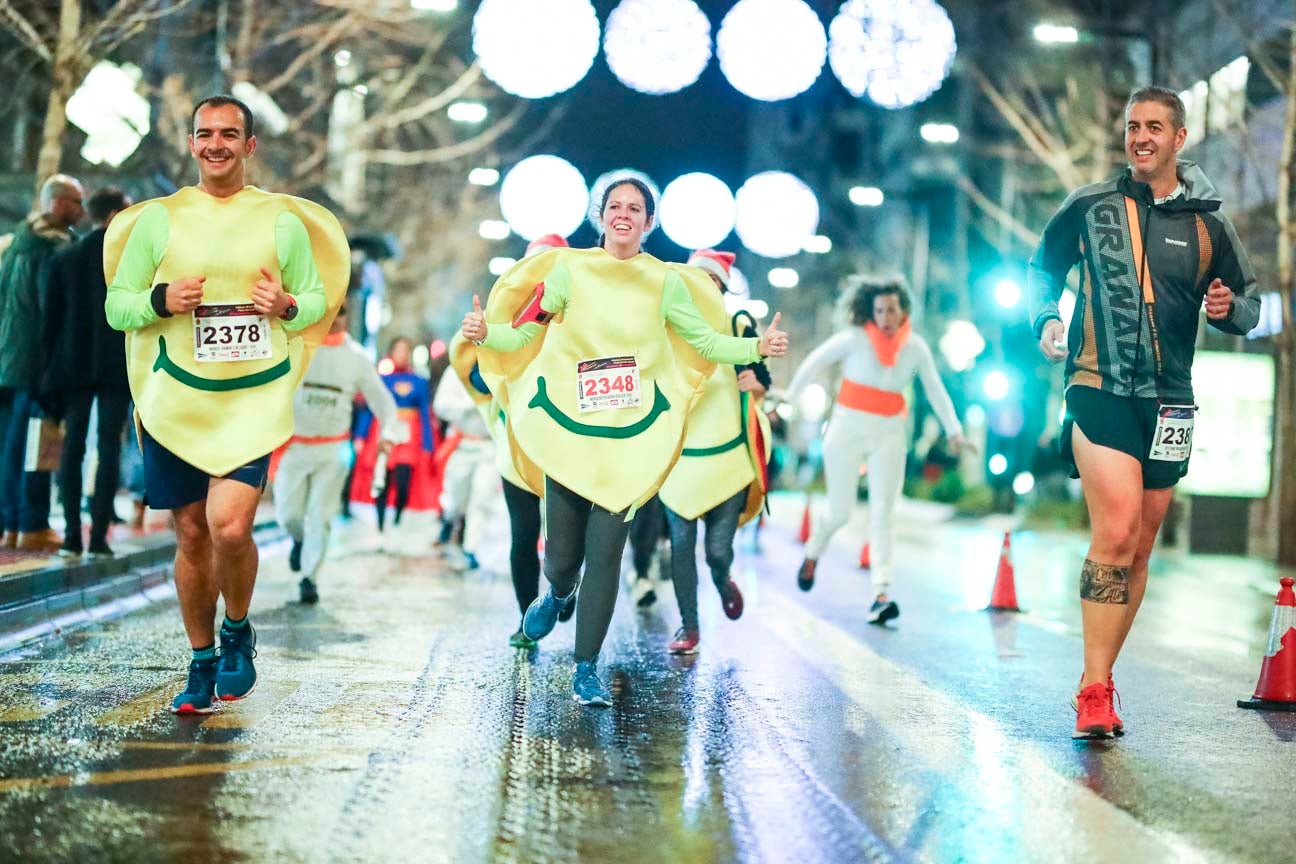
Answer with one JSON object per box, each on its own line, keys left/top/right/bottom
{"left": 688, "top": 249, "right": 736, "bottom": 289}
{"left": 525, "top": 233, "right": 569, "bottom": 257}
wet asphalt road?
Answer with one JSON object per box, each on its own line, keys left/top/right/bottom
{"left": 0, "top": 495, "right": 1293, "bottom": 864}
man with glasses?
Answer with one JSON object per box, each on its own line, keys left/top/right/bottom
{"left": 0, "top": 174, "right": 84, "bottom": 551}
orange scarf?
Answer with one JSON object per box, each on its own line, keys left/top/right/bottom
{"left": 864, "top": 320, "right": 911, "bottom": 368}
{"left": 321, "top": 332, "right": 346, "bottom": 346}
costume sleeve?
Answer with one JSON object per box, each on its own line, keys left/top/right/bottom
{"left": 1027, "top": 193, "right": 1081, "bottom": 339}
{"left": 783, "top": 330, "right": 854, "bottom": 403}
{"left": 276, "top": 211, "right": 327, "bottom": 332}
{"left": 105, "top": 204, "right": 168, "bottom": 332}
{"left": 662, "top": 270, "right": 762, "bottom": 364}
{"left": 355, "top": 352, "right": 399, "bottom": 443}
{"left": 1208, "top": 211, "right": 1262, "bottom": 336}
{"left": 418, "top": 375, "right": 435, "bottom": 452}
{"left": 480, "top": 262, "right": 570, "bottom": 352}
{"left": 911, "top": 337, "right": 963, "bottom": 438}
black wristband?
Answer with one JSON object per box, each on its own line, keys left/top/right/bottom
{"left": 151, "top": 283, "right": 172, "bottom": 318}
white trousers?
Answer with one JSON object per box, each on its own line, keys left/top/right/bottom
{"left": 273, "top": 441, "right": 350, "bottom": 580}
{"left": 439, "top": 437, "right": 500, "bottom": 555}
{"left": 804, "top": 410, "right": 907, "bottom": 594}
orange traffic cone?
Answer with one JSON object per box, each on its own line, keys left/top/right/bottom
{"left": 798, "top": 495, "right": 812, "bottom": 544}
{"left": 1238, "top": 577, "right": 1296, "bottom": 711}
{"left": 984, "top": 530, "right": 1022, "bottom": 612}
{"left": 858, "top": 542, "right": 871, "bottom": 569}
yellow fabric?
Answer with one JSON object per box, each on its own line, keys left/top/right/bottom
{"left": 104, "top": 187, "right": 348, "bottom": 475}
{"left": 477, "top": 248, "right": 718, "bottom": 513}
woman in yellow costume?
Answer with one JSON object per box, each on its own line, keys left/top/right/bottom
{"left": 461, "top": 177, "right": 789, "bottom": 706}
{"left": 658, "top": 249, "right": 773, "bottom": 656}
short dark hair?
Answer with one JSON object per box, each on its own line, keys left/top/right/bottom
{"left": 87, "top": 186, "right": 129, "bottom": 223}
{"left": 1126, "top": 86, "right": 1185, "bottom": 130}
{"left": 191, "top": 95, "right": 255, "bottom": 138}
{"left": 388, "top": 336, "right": 412, "bottom": 355}
{"left": 847, "top": 274, "right": 912, "bottom": 326}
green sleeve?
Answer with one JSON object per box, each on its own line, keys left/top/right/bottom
{"left": 276, "top": 211, "right": 327, "bottom": 331}
{"left": 104, "top": 204, "right": 169, "bottom": 332}
{"left": 661, "top": 271, "right": 762, "bottom": 365}
{"left": 481, "top": 261, "right": 570, "bottom": 352}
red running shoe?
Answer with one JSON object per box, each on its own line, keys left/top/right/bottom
{"left": 1070, "top": 675, "right": 1124, "bottom": 736}
{"left": 1073, "top": 681, "right": 1116, "bottom": 739}
{"left": 719, "top": 579, "right": 744, "bottom": 620}
{"left": 668, "top": 628, "right": 700, "bottom": 655}
{"left": 797, "top": 559, "right": 816, "bottom": 592}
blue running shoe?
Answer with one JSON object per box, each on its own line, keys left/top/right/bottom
{"left": 170, "top": 658, "right": 219, "bottom": 714}
{"left": 572, "top": 660, "right": 612, "bottom": 707}
{"left": 216, "top": 623, "right": 258, "bottom": 701}
{"left": 523, "top": 588, "right": 572, "bottom": 641}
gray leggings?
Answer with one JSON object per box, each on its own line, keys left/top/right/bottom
{"left": 665, "top": 489, "right": 747, "bottom": 631}
{"left": 543, "top": 477, "right": 634, "bottom": 663}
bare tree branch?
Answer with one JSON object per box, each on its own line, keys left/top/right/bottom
{"left": 364, "top": 99, "right": 525, "bottom": 166}
{"left": 0, "top": 1, "right": 52, "bottom": 61}
{"left": 954, "top": 174, "right": 1040, "bottom": 247}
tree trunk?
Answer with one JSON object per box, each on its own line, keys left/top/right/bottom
{"left": 33, "top": 0, "right": 82, "bottom": 191}
{"left": 1272, "top": 23, "right": 1296, "bottom": 566}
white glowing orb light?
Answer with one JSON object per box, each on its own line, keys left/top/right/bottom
{"left": 768, "top": 267, "right": 799, "bottom": 289}
{"left": 473, "top": 0, "right": 600, "bottom": 99}
{"left": 717, "top": 0, "right": 827, "bottom": 101}
{"left": 412, "top": 344, "right": 430, "bottom": 368}
{"left": 448, "top": 101, "right": 488, "bottom": 124}
{"left": 604, "top": 0, "right": 712, "bottom": 95}
{"left": 983, "top": 370, "right": 1010, "bottom": 401}
{"left": 1013, "top": 471, "right": 1036, "bottom": 496}
{"left": 500, "top": 155, "right": 589, "bottom": 240}
{"left": 479, "top": 219, "right": 511, "bottom": 240}
{"left": 803, "top": 235, "right": 832, "bottom": 254}
{"left": 994, "top": 279, "right": 1022, "bottom": 309}
{"left": 988, "top": 454, "right": 1008, "bottom": 476}
{"left": 734, "top": 171, "right": 820, "bottom": 259}
{"left": 938, "top": 319, "right": 985, "bottom": 372}
{"left": 849, "top": 185, "right": 884, "bottom": 207}
{"left": 489, "top": 256, "right": 517, "bottom": 275}
{"left": 659, "top": 173, "right": 735, "bottom": 249}
{"left": 799, "top": 383, "right": 829, "bottom": 422}
{"left": 588, "top": 168, "right": 660, "bottom": 236}
{"left": 828, "top": 0, "right": 957, "bottom": 109}
{"left": 468, "top": 167, "right": 500, "bottom": 187}
{"left": 728, "top": 264, "right": 751, "bottom": 298}
{"left": 66, "top": 61, "right": 150, "bottom": 167}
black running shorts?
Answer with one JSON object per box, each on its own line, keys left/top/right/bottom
{"left": 1060, "top": 385, "right": 1189, "bottom": 490}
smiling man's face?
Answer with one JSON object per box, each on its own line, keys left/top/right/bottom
{"left": 1125, "top": 100, "right": 1184, "bottom": 184}
{"left": 189, "top": 103, "right": 256, "bottom": 189}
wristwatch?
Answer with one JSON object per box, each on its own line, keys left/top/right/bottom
{"left": 279, "top": 294, "right": 299, "bottom": 321}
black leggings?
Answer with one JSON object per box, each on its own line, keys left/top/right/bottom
{"left": 502, "top": 478, "right": 542, "bottom": 617}
{"left": 666, "top": 490, "right": 746, "bottom": 631}
{"left": 375, "top": 464, "right": 412, "bottom": 530}
{"left": 628, "top": 495, "right": 666, "bottom": 580}
{"left": 543, "top": 478, "right": 633, "bottom": 663}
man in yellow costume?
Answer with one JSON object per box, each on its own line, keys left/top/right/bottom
{"left": 104, "top": 96, "right": 348, "bottom": 714}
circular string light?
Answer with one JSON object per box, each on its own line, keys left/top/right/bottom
{"left": 717, "top": 0, "right": 827, "bottom": 101}
{"left": 604, "top": 0, "right": 712, "bottom": 95}
{"left": 658, "top": 173, "right": 736, "bottom": 249}
{"left": 734, "top": 171, "right": 819, "bottom": 259}
{"left": 828, "top": 0, "right": 957, "bottom": 109}
{"left": 499, "top": 155, "right": 589, "bottom": 240}
{"left": 473, "top": 0, "right": 600, "bottom": 99}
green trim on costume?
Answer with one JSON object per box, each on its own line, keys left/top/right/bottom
{"left": 682, "top": 390, "right": 750, "bottom": 457}
{"left": 527, "top": 375, "right": 670, "bottom": 439}
{"left": 152, "top": 335, "right": 291, "bottom": 392}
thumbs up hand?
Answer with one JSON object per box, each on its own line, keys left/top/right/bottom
{"left": 758, "top": 311, "right": 788, "bottom": 358}
{"left": 462, "top": 294, "right": 487, "bottom": 344}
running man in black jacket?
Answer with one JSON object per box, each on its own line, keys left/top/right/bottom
{"left": 1028, "top": 86, "right": 1260, "bottom": 739}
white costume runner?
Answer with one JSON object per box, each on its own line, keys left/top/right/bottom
{"left": 274, "top": 334, "right": 397, "bottom": 579}
{"left": 786, "top": 325, "right": 961, "bottom": 594}
{"left": 432, "top": 368, "right": 501, "bottom": 559}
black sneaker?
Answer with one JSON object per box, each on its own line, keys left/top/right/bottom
{"left": 288, "top": 540, "right": 303, "bottom": 573}
{"left": 867, "top": 598, "right": 899, "bottom": 625}
{"left": 87, "top": 539, "right": 114, "bottom": 559}
{"left": 797, "top": 559, "right": 817, "bottom": 592}
{"left": 299, "top": 577, "right": 319, "bottom": 605}
{"left": 58, "top": 541, "right": 82, "bottom": 559}
{"left": 632, "top": 577, "right": 657, "bottom": 608}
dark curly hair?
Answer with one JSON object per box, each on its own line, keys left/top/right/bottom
{"left": 845, "top": 274, "right": 912, "bottom": 326}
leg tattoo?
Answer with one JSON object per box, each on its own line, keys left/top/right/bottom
{"left": 1080, "top": 558, "right": 1130, "bottom": 604}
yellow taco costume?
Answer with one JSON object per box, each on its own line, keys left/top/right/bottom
{"left": 104, "top": 186, "right": 349, "bottom": 475}
{"left": 658, "top": 309, "right": 773, "bottom": 527}
{"left": 476, "top": 247, "right": 763, "bottom": 514}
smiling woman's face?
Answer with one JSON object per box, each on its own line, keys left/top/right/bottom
{"left": 600, "top": 183, "right": 651, "bottom": 253}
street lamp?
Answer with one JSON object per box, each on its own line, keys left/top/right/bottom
{"left": 1033, "top": 23, "right": 1078, "bottom": 44}
{"left": 1032, "top": 20, "right": 1156, "bottom": 81}
{"left": 849, "top": 185, "right": 884, "bottom": 206}
{"left": 448, "top": 101, "right": 488, "bottom": 124}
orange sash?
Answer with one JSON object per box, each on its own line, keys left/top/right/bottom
{"left": 836, "top": 379, "right": 905, "bottom": 416}
{"left": 864, "top": 319, "right": 911, "bottom": 367}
